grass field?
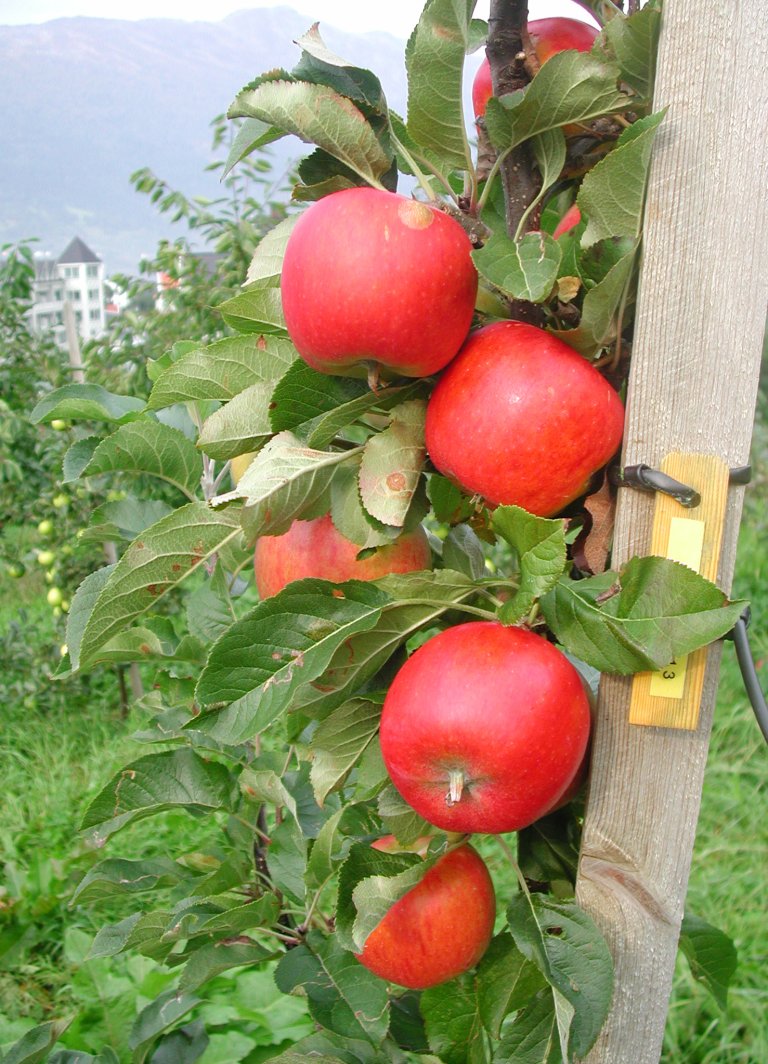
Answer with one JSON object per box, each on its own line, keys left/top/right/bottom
{"left": 1, "top": 414, "right": 766, "bottom": 1061}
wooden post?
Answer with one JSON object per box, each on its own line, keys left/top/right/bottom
{"left": 576, "top": 2, "right": 768, "bottom": 1061}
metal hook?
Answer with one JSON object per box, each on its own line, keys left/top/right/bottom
{"left": 725, "top": 607, "right": 768, "bottom": 746}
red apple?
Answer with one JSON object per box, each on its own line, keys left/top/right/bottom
{"left": 280, "top": 187, "right": 478, "bottom": 378}
{"left": 379, "top": 621, "right": 591, "bottom": 834}
{"left": 425, "top": 321, "right": 624, "bottom": 517}
{"left": 355, "top": 843, "right": 496, "bottom": 988}
{"left": 553, "top": 203, "right": 582, "bottom": 240}
{"left": 472, "top": 18, "right": 599, "bottom": 118}
{"left": 253, "top": 513, "right": 431, "bottom": 598}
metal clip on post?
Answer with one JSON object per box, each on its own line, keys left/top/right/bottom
{"left": 726, "top": 608, "right": 768, "bottom": 746}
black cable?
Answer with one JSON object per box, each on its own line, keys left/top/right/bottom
{"left": 729, "top": 609, "right": 768, "bottom": 745}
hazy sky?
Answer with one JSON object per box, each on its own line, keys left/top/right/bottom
{"left": 0, "top": 1, "right": 595, "bottom": 40}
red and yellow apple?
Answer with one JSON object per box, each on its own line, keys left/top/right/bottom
{"left": 355, "top": 843, "right": 495, "bottom": 988}
{"left": 553, "top": 203, "right": 582, "bottom": 240}
{"left": 379, "top": 621, "right": 591, "bottom": 834}
{"left": 472, "top": 17, "right": 599, "bottom": 118}
{"left": 425, "top": 321, "right": 624, "bottom": 517}
{"left": 280, "top": 187, "right": 477, "bottom": 378}
{"left": 253, "top": 513, "right": 431, "bottom": 598}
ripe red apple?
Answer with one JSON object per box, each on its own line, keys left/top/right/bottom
{"left": 472, "top": 18, "right": 599, "bottom": 118}
{"left": 379, "top": 621, "right": 591, "bottom": 834}
{"left": 253, "top": 513, "right": 431, "bottom": 598}
{"left": 355, "top": 843, "right": 495, "bottom": 988}
{"left": 553, "top": 203, "right": 582, "bottom": 240}
{"left": 280, "top": 187, "right": 478, "bottom": 378}
{"left": 425, "top": 321, "right": 624, "bottom": 517}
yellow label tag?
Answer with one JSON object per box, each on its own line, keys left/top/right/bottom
{"left": 629, "top": 454, "right": 730, "bottom": 730}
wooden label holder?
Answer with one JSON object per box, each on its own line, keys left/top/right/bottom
{"left": 628, "top": 452, "right": 731, "bottom": 730}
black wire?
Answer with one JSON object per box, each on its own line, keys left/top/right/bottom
{"left": 730, "top": 612, "right": 768, "bottom": 745}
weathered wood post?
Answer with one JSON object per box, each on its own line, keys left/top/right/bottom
{"left": 575, "top": 2, "right": 768, "bottom": 1061}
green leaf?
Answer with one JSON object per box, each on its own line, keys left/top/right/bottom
{"left": 491, "top": 506, "right": 567, "bottom": 624}
{"left": 223, "top": 116, "right": 284, "bottom": 177}
{"left": 330, "top": 461, "right": 401, "bottom": 550}
{"left": 558, "top": 247, "right": 637, "bottom": 355}
{"left": 88, "top": 912, "right": 171, "bottom": 962}
{"left": 71, "top": 858, "right": 184, "bottom": 906}
{"left": 532, "top": 128, "right": 567, "bottom": 206}
{"left": 406, "top": 0, "right": 475, "bottom": 168}
{"left": 80, "top": 498, "right": 174, "bottom": 545}
{"left": 540, "top": 556, "right": 746, "bottom": 675}
{"left": 269, "top": 361, "right": 368, "bottom": 435}
{"left": 428, "top": 473, "right": 473, "bottom": 525}
{"left": 507, "top": 893, "right": 613, "bottom": 1060}
{"left": 679, "top": 913, "right": 738, "bottom": 1011}
{"left": 578, "top": 110, "right": 666, "bottom": 247}
{"left": 217, "top": 280, "right": 286, "bottom": 335}
{"left": 147, "top": 1022, "right": 208, "bottom": 1064}
{"left": 185, "top": 567, "right": 235, "bottom": 643}
{"left": 485, "top": 52, "right": 630, "bottom": 152}
{"left": 494, "top": 990, "right": 562, "bottom": 1063}
{"left": 129, "top": 990, "right": 201, "bottom": 1064}
{"left": 233, "top": 431, "right": 361, "bottom": 542}
{"left": 294, "top": 569, "right": 477, "bottom": 720}
{"left": 275, "top": 931, "right": 390, "bottom": 1043}
{"left": 78, "top": 504, "right": 242, "bottom": 668}
{"left": 65, "top": 566, "right": 114, "bottom": 672}
{"left": 517, "top": 810, "right": 581, "bottom": 892}
{"left": 245, "top": 215, "right": 302, "bottom": 285}
{"left": 293, "top": 25, "right": 389, "bottom": 118}
{"left": 377, "top": 784, "right": 432, "bottom": 846}
{"left": 475, "top": 931, "right": 547, "bottom": 1038}
{"left": 421, "top": 973, "right": 488, "bottom": 1064}
{"left": 310, "top": 697, "right": 382, "bottom": 806}
{"left": 62, "top": 437, "right": 100, "bottom": 482}
{"left": 194, "top": 580, "right": 389, "bottom": 744}
{"left": 88, "top": 627, "right": 168, "bottom": 665}
{"left": 0, "top": 1019, "right": 73, "bottom": 1064}
{"left": 442, "top": 523, "right": 486, "bottom": 580}
{"left": 473, "top": 231, "right": 561, "bottom": 303}
{"left": 75, "top": 420, "right": 203, "bottom": 501}
{"left": 80, "top": 748, "right": 235, "bottom": 843}
{"left": 600, "top": 1, "right": 661, "bottom": 99}
{"left": 359, "top": 400, "right": 427, "bottom": 527}
{"left": 197, "top": 382, "right": 274, "bottom": 461}
{"left": 179, "top": 941, "right": 277, "bottom": 993}
{"left": 148, "top": 334, "right": 298, "bottom": 410}
{"left": 229, "top": 79, "right": 393, "bottom": 187}
{"left": 335, "top": 843, "right": 423, "bottom": 953}
{"left": 30, "top": 384, "right": 144, "bottom": 425}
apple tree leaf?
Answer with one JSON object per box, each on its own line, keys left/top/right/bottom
{"left": 599, "top": 0, "right": 662, "bottom": 100}
{"left": 147, "top": 334, "right": 298, "bottom": 410}
{"left": 30, "top": 384, "right": 145, "bottom": 425}
{"left": 275, "top": 930, "right": 390, "bottom": 1044}
{"left": 578, "top": 110, "right": 666, "bottom": 248}
{"left": 493, "top": 990, "right": 562, "bottom": 1063}
{"left": 80, "top": 749, "right": 235, "bottom": 843}
{"left": 193, "top": 579, "right": 389, "bottom": 744}
{"left": 245, "top": 215, "right": 303, "bottom": 285}
{"left": 485, "top": 51, "right": 630, "bottom": 152}
{"left": 491, "top": 505, "right": 568, "bottom": 624}
{"left": 197, "top": 381, "right": 275, "bottom": 460}
{"left": 293, "top": 25, "right": 389, "bottom": 120}
{"left": 65, "top": 565, "right": 115, "bottom": 672}
{"left": 421, "top": 973, "right": 487, "bottom": 1064}
{"left": 228, "top": 79, "right": 393, "bottom": 187}
{"left": 129, "top": 989, "right": 201, "bottom": 1062}
{"left": 405, "top": 0, "right": 475, "bottom": 169}
{"left": 330, "top": 461, "right": 403, "bottom": 550}
{"left": 78, "top": 503, "right": 243, "bottom": 668}
{"left": 223, "top": 115, "right": 285, "bottom": 177}
{"left": 554, "top": 246, "right": 637, "bottom": 356}
{"left": 230, "top": 431, "right": 362, "bottom": 542}
{"left": 678, "top": 913, "right": 738, "bottom": 1011}
{"left": 71, "top": 858, "right": 186, "bottom": 906}
{"left": 0, "top": 1018, "right": 75, "bottom": 1064}
{"left": 472, "top": 231, "right": 561, "bottom": 304}
{"left": 475, "top": 931, "right": 547, "bottom": 1038}
{"left": 217, "top": 278, "right": 286, "bottom": 335}
{"left": 359, "top": 400, "right": 427, "bottom": 527}
{"left": 335, "top": 842, "right": 424, "bottom": 953}
{"left": 73, "top": 420, "right": 203, "bottom": 501}
{"left": 442, "top": 523, "right": 486, "bottom": 580}
{"left": 507, "top": 892, "right": 613, "bottom": 1060}
{"left": 540, "top": 556, "right": 746, "bottom": 675}
{"left": 309, "top": 697, "right": 383, "bottom": 806}
{"left": 179, "top": 941, "right": 278, "bottom": 994}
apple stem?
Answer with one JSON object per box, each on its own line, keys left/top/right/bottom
{"left": 366, "top": 361, "right": 381, "bottom": 392}
{"left": 446, "top": 769, "right": 465, "bottom": 806}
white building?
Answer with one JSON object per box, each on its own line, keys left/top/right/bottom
{"left": 30, "top": 236, "right": 106, "bottom": 346}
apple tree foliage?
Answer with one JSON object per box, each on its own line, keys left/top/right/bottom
{"left": 13, "top": 1, "right": 742, "bottom": 1061}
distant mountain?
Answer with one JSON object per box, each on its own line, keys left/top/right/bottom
{"left": 0, "top": 9, "right": 407, "bottom": 275}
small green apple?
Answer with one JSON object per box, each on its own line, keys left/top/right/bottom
{"left": 38, "top": 519, "right": 54, "bottom": 537}
{"left": 47, "top": 587, "right": 63, "bottom": 607}
{"left": 37, "top": 550, "right": 56, "bottom": 567}
{"left": 52, "top": 493, "right": 70, "bottom": 508}
{"left": 6, "top": 562, "right": 25, "bottom": 579}
{"left": 45, "top": 570, "right": 56, "bottom": 584}
{"left": 50, "top": 419, "right": 68, "bottom": 431}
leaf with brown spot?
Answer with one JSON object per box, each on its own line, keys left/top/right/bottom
{"left": 358, "top": 400, "right": 427, "bottom": 527}
{"left": 573, "top": 472, "right": 616, "bottom": 574}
